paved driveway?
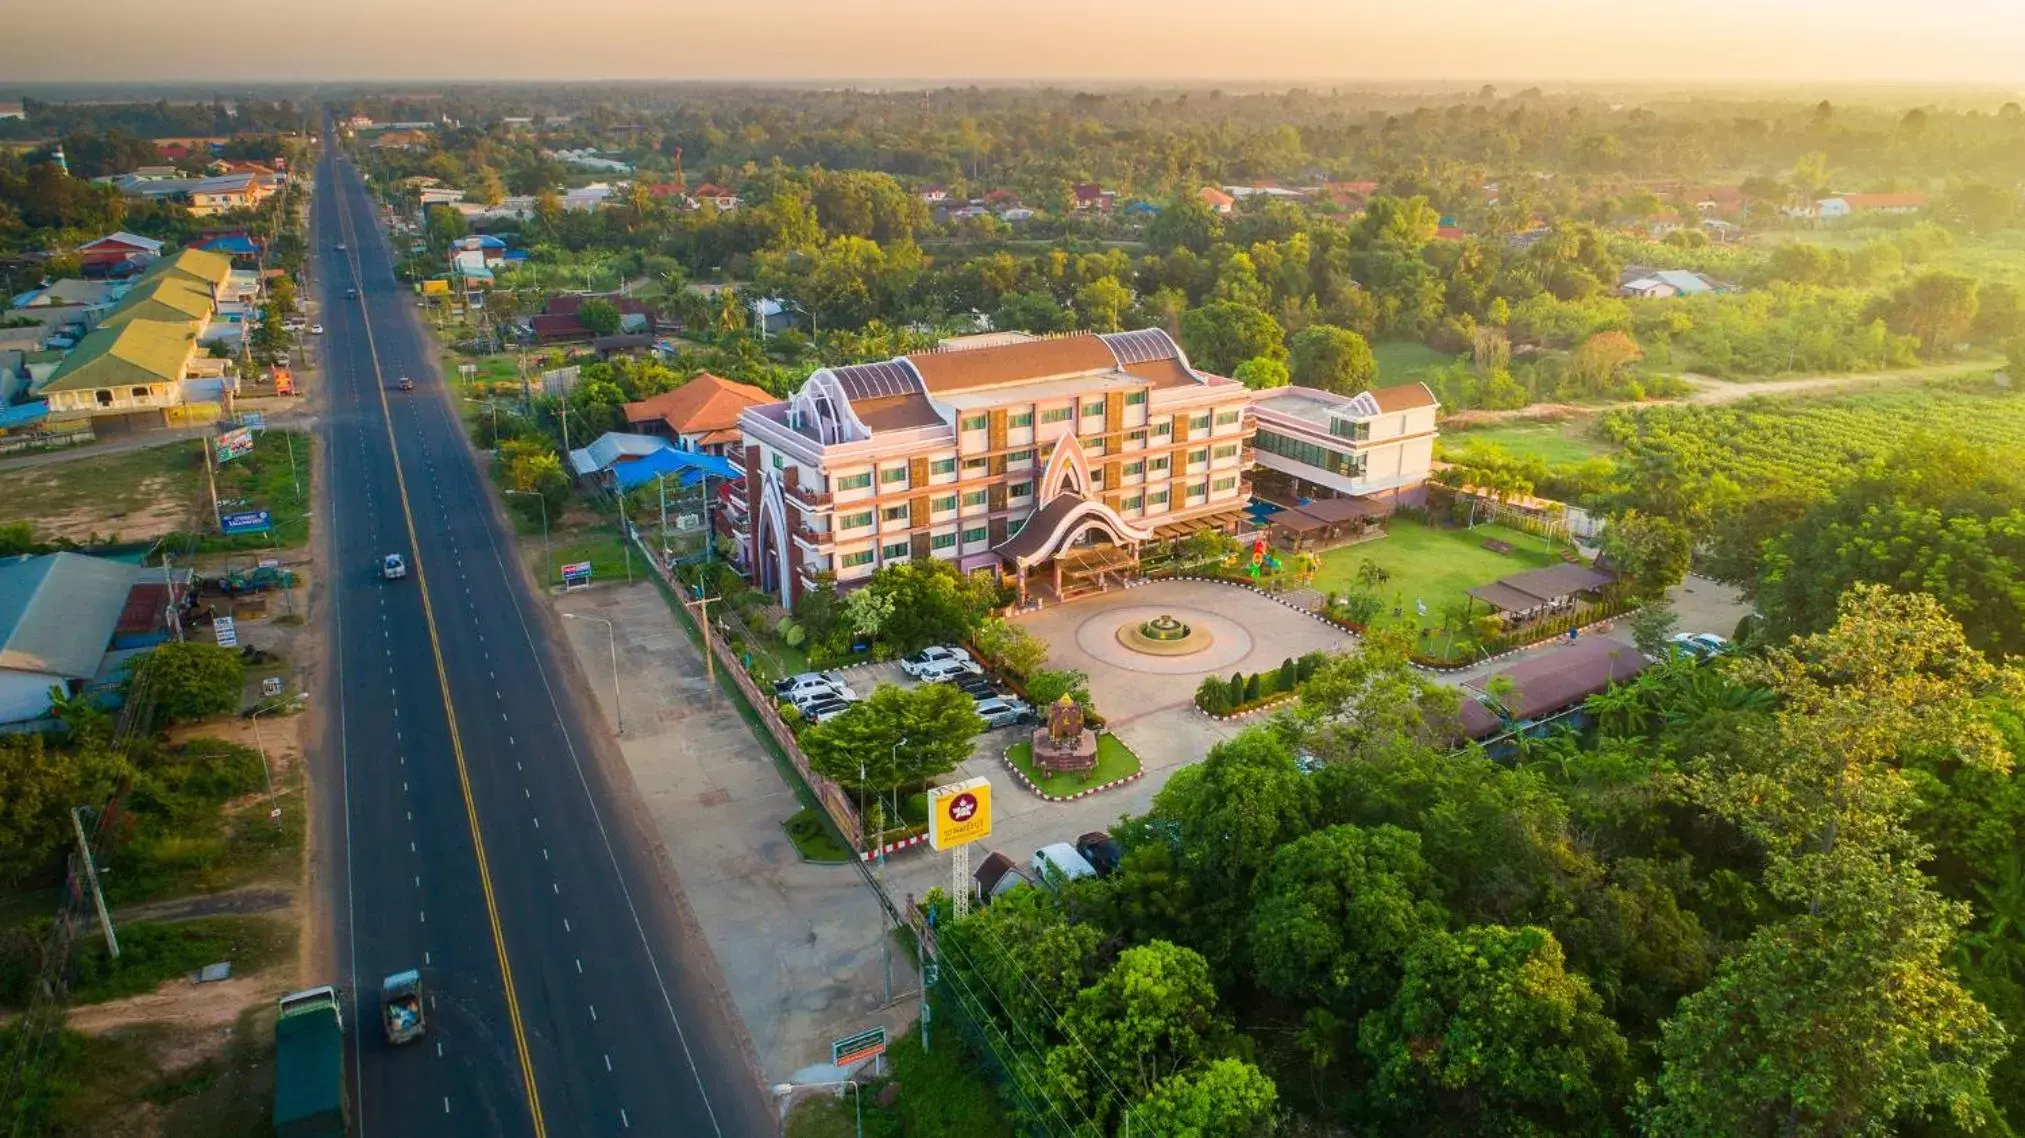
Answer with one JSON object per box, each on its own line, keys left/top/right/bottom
{"left": 1011, "top": 580, "right": 1357, "bottom": 726}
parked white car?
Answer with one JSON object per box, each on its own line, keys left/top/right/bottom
{"left": 381, "top": 553, "right": 407, "bottom": 580}
{"left": 900, "top": 645, "right": 977, "bottom": 678}
{"left": 1665, "top": 632, "right": 1731, "bottom": 661}
{"left": 775, "top": 672, "right": 857, "bottom": 705}
{"left": 914, "top": 658, "right": 984, "bottom": 684}
{"left": 801, "top": 696, "right": 857, "bottom": 724}
{"left": 1031, "top": 843, "right": 1099, "bottom": 890}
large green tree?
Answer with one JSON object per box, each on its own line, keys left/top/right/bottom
{"left": 1133, "top": 1057, "right": 1279, "bottom": 1138}
{"left": 1049, "top": 940, "right": 1229, "bottom": 1110}
{"left": 124, "top": 642, "right": 246, "bottom": 723}
{"left": 1357, "top": 924, "right": 1629, "bottom": 1135}
{"left": 799, "top": 681, "right": 982, "bottom": 794}
{"left": 1247, "top": 824, "right": 1446, "bottom": 1011}
{"left": 1287, "top": 324, "right": 1378, "bottom": 394}
{"left": 1179, "top": 301, "right": 1286, "bottom": 375}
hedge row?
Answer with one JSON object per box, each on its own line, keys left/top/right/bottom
{"left": 1194, "top": 652, "right": 1327, "bottom": 715}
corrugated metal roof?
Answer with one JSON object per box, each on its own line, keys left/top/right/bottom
{"left": 0, "top": 553, "right": 139, "bottom": 680}
{"left": 40, "top": 318, "right": 199, "bottom": 393}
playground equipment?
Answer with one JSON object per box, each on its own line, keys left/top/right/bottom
{"left": 1246, "top": 537, "right": 1282, "bottom": 579}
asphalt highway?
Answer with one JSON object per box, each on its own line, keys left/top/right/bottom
{"left": 311, "top": 126, "right": 770, "bottom": 1137}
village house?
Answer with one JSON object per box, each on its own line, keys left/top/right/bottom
{"left": 1198, "top": 187, "right": 1235, "bottom": 214}
{"left": 622, "top": 372, "right": 774, "bottom": 458}
{"left": 691, "top": 183, "right": 742, "bottom": 210}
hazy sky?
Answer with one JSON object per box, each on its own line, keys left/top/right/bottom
{"left": 12, "top": 0, "right": 2025, "bottom": 85}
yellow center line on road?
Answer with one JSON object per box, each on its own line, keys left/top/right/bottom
{"left": 331, "top": 151, "right": 548, "bottom": 1138}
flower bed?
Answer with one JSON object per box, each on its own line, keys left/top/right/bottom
{"left": 1003, "top": 735, "right": 1144, "bottom": 801}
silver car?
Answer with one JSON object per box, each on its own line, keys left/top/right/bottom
{"left": 973, "top": 697, "right": 1033, "bottom": 729}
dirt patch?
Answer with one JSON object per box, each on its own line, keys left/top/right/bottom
{"left": 1442, "top": 403, "right": 1593, "bottom": 429}
{"left": 65, "top": 972, "right": 282, "bottom": 1060}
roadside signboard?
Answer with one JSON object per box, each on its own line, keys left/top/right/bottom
{"left": 239, "top": 412, "right": 267, "bottom": 431}
{"left": 214, "top": 616, "right": 238, "bottom": 648}
{"left": 927, "top": 777, "right": 992, "bottom": 851}
{"left": 561, "top": 561, "right": 593, "bottom": 591}
{"left": 214, "top": 427, "right": 255, "bottom": 464}
{"left": 220, "top": 509, "right": 273, "bottom": 535}
{"left": 832, "top": 1026, "right": 887, "bottom": 1068}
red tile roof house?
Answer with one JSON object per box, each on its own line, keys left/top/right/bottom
{"left": 529, "top": 294, "right": 656, "bottom": 343}
{"left": 1198, "top": 187, "right": 1236, "bottom": 215}
{"left": 691, "top": 183, "right": 741, "bottom": 210}
{"left": 622, "top": 373, "right": 774, "bottom": 456}
{"left": 1072, "top": 183, "right": 1117, "bottom": 212}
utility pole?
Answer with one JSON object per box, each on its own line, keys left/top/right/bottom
{"left": 683, "top": 587, "right": 716, "bottom": 689}
{"left": 72, "top": 807, "right": 117, "bottom": 960}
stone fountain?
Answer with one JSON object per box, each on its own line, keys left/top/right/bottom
{"left": 1115, "top": 612, "right": 1214, "bottom": 656}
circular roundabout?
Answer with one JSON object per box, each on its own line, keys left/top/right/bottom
{"left": 1075, "top": 603, "right": 1256, "bottom": 675}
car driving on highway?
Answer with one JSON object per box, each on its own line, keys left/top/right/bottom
{"left": 381, "top": 553, "right": 407, "bottom": 580}
{"left": 396, "top": 377, "right": 415, "bottom": 391}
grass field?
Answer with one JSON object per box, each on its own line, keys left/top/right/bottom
{"left": 1005, "top": 734, "right": 1142, "bottom": 798}
{"left": 1373, "top": 340, "right": 1453, "bottom": 382}
{"left": 0, "top": 438, "right": 203, "bottom": 544}
{"left": 536, "top": 527, "right": 633, "bottom": 588}
{"left": 201, "top": 429, "right": 314, "bottom": 551}
{"left": 1440, "top": 419, "right": 1618, "bottom": 466}
{"left": 68, "top": 916, "right": 292, "bottom": 1005}
{"left": 783, "top": 807, "right": 851, "bottom": 863}
{"left": 1313, "top": 518, "right": 1564, "bottom": 641}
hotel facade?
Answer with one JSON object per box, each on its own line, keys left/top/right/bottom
{"left": 728, "top": 329, "right": 1438, "bottom": 606}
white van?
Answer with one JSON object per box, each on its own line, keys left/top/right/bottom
{"left": 1031, "top": 843, "right": 1098, "bottom": 890}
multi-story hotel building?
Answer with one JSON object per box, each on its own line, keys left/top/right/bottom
{"left": 732, "top": 329, "right": 1256, "bottom": 605}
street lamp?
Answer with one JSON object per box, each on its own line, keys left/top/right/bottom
{"left": 503, "top": 489, "right": 550, "bottom": 583}
{"left": 770, "top": 1080, "right": 860, "bottom": 1138}
{"left": 561, "top": 612, "right": 622, "bottom": 734}
{"left": 248, "top": 691, "right": 308, "bottom": 799}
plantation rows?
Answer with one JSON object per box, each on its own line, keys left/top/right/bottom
{"left": 1601, "top": 385, "right": 2025, "bottom": 497}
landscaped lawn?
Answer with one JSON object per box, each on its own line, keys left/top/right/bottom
{"left": 1372, "top": 340, "right": 1453, "bottom": 382}
{"left": 537, "top": 528, "right": 634, "bottom": 588}
{"left": 1312, "top": 517, "right": 1564, "bottom": 640}
{"left": 1440, "top": 419, "right": 1619, "bottom": 467}
{"left": 202, "top": 429, "right": 314, "bottom": 551}
{"left": 1006, "top": 734, "right": 1142, "bottom": 798}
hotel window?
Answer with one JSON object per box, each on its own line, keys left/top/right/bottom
{"left": 962, "top": 489, "right": 987, "bottom": 507}
{"left": 1148, "top": 489, "right": 1170, "bottom": 506}
{"left": 1009, "top": 481, "right": 1034, "bottom": 498}
{"left": 1213, "top": 443, "right": 1239, "bottom": 459}
{"left": 1008, "top": 411, "right": 1033, "bottom": 428}
{"left": 1041, "top": 406, "right": 1073, "bottom": 424}
{"left": 881, "top": 504, "right": 909, "bottom": 523}
{"left": 1128, "top": 429, "right": 1147, "bottom": 445}
{"left": 840, "top": 549, "right": 874, "bottom": 568}
{"left": 1083, "top": 400, "right": 1104, "bottom": 417}
{"left": 1212, "top": 476, "right": 1238, "bottom": 492}
{"left": 960, "top": 413, "right": 988, "bottom": 431}
{"left": 1190, "top": 414, "right": 1210, "bottom": 432}
{"left": 962, "top": 525, "right": 988, "bottom": 545}
{"left": 836, "top": 472, "right": 872, "bottom": 491}
{"left": 881, "top": 467, "right": 907, "bottom": 486}
{"left": 1215, "top": 409, "right": 1241, "bottom": 427}
{"left": 1256, "top": 428, "right": 1365, "bottom": 478}
{"left": 931, "top": 531, "right": 957, "bottom": 551}
{"left": 933, "top": 494, "right": 957, "bottom": 513}
{"left": 771, "top": 453, "right": 783, "bottom": 469}
{"left": 1191, "top": 481, "right": 1209, "bottom": 497}
{"left": 1330, "top": 417, "right": 1373, "bottom": 443}
{"left": 1009, "top": 449, "right": 1035, "bottom": 466}
{"left": 1086, "top": 437, "right": 1105, "bottom": 456}
{"left": 883, "top": 540, "right": 911, "bottom": 559}
{"left": 1149, "top": 456, "right": 1171, "bottom": 473}
{"left": 930, "top": 457, "right": 957, "bottom": 475}
{"left": 1189, "top": 448, "right": 1208, "bottom": 465}
{"left": 1123, "top": 461, "right": 1143, "bottom": 476}
{"left": 1125, "top": 390, "right": 1147, "bottom": 406}
{"left": 1122, "top": 494, "right": 1143, "bottom": 511}
{"left": 963, "top": 457, "right": 989, "bottom": 476}
{"left": 840, "top": 511, "right": 874, "bottom": 530}
{"left": 1152, "top": 421, "right": 1172, "bottom": 436}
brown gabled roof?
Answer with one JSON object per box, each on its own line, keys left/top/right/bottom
{"left": 623, "top": 373, "right": 776, "bottom": 436}
{"left": 1121, "top": 355, "right": 1200, "bottom": 389}
{"left": 1369, "top": 382, "right": 1438, "bottom": 414}
{"left": 905, "top": 334, "right": 1120, "bottom": 393}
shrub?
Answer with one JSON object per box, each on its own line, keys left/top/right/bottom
{"left": 1229, "top": 672, "right": 1245, "bottom": 703}
{"left": 1243, "top": 673, "right": 1262, "bottom": 702}
{"left": 1277, "top": 656, "right": 1298, "bottom": 693}
{"left": 1195, "top": 675, "right": 1230, "bottom": 714}
{"left": 1296, "top": 651, "right": 1328, "bottom": 681}
{"left": 124, "top": 642, "right": 245, "bottom": 724}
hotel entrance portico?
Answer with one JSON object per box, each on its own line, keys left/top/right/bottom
{"left": 994, "top": 491, "right": 1152, "bottom": 603}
